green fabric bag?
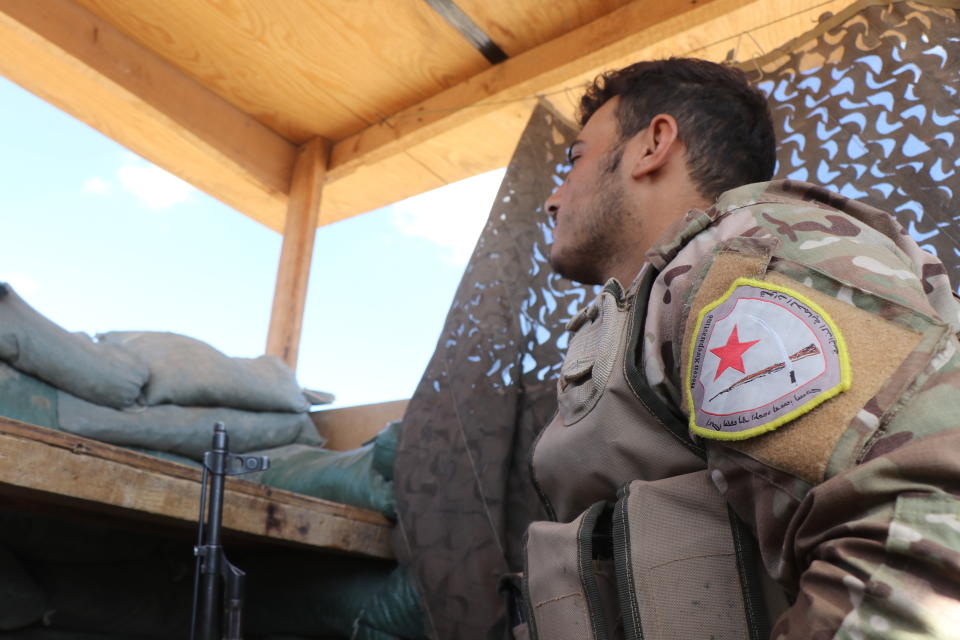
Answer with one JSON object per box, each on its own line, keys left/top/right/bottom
{"left": 57, "top": 392, "right": 323, "bottom": 461}
{"left": 0, "top": 284, "right": 148, "bottom": 409}
{"left": 0, "top": 544, "right": 45, "bottom": 631}
{"left": 245, "top": 554, "right": 424, "bottom": 639}
{"left": 371, "top": 420, "right": 401, "bottom": 482}
{"left": 97, "top": 331, "right": 309, "bottom": 413}
{"left": 248, "top": 442, "right": 395, "bottom": 518}
{"left": 0, "top": 631, "right": 145, "bottom": 639}
{"left": 0, "top": 362, "right": 58, "bottom": 429}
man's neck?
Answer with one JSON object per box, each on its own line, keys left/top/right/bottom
{"left": 604, "top": 194, "right": 710, "bottom": 285}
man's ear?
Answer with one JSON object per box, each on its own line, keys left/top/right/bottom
{"left": 629, "top": 114, "right": 680, "bottom": 180}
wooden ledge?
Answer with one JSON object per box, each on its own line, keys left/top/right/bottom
{"left": 0, "top": 416, "right": 394, "bottom": 559}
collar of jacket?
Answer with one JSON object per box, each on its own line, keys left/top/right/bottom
{"left": 643, "top": 180, "right": 825, "bottom": 271}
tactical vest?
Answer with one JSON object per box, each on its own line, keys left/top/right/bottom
{"left": 522, "top": 264, "right": 781, "bottom": 640}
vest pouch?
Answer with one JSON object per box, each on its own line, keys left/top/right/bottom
{"left": 558, "top": 282, "right": 628, "bottom": 425}
{"left": 523, "top": 501, "right": 620, "bottom": 640}
{"left": 612, "top": 471, "right": 768, "bottom": 640}
{"left": 532, "top": 267, "right": 706, "bottom": 523}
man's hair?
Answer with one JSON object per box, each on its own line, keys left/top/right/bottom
{"left": 579, "top": 58, "right": 776, "bottom": 200}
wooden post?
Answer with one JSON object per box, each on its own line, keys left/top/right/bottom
{"left": 266, "top": 137, "right": 329, "bottom": 369}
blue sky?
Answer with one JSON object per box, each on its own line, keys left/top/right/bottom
{"left": 0, "top": 76, "right": 503, "bottom": 408}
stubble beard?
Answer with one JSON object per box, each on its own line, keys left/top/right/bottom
{"left": 549, "top": 168, "right": 630, "bottom": 286}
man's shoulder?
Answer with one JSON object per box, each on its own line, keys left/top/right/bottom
{"left": 714, "top": 180, "right": 898, "bottom": 240}
{"left": 707, "top": 180, "right": 938, "bottom": 313}
{"left": 715, "top": 179, "right": 876, "bottom": 214}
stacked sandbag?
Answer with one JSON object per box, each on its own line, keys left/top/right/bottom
{"left": 0, "top": 544, "right": 46, "bottom": 633}
{"left": 0, "top": 510, "right": 423, "bottom": 640}
{"left": 55, "top": 330, "right": 322, "bottom": 456}
{"left": 0, "top": 362, "right": 58, "bottom": 430}
{"left": 0, "top": 283, "right": 323, "bottom": 459}
{"left": 0, "top": 510, "right": 191, "bottom": 639}
{"left": 95, "top": 331, "right": 310, "bottom": 413}
{"left": 0, "top": 630, "right": 133, "bottom": 639}
{"left": 57, "top": 395, "right": 321, "bottom": 460}
{"left": 246, "top": 420, "right": 403, "bottom": 518}
{"left": 244, "top": 551, "right": 424, "bottom": 639}
{"left": 0, "top": 284, "right": 147, "bottom": 409}
{"left": 0, "top": 286, "right": 421, "bottom": 638}
{"left": 0, "top": 283, "right": 405, "bottom": 518}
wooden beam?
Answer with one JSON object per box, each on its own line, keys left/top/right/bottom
{"left": 535, "top": 0, "right": 859, "bottom": 124}
{"left": 328, "top": 0, "right": 736, "bottom": 180}
{"left": 0, "top": 0, "right": 834, "bottom": 230}
{"left": 0, "top": 416, "right": 393, "bottom": 557}
{"left": 266, "top": 138, "right": 328, "bottom": 368}
{"left": 0, "top": 0, "right": 297, "bottom": 230}
{"left": 311, "top": 400, "right": 410, "bottom": 451}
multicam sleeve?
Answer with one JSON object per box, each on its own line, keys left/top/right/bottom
{"left": 709, "top": 343, "right": 960, "bottom": 639}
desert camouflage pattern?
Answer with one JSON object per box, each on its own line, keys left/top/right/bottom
{"left": 642, "top": 178, "right": 960, "bottom": 638}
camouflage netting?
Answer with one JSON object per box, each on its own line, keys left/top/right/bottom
{"left": 745, "top": 0, "right": 960, "bottom": 282}
{"left": 394, "top": 102, "right": 585, "bottom": 640}
{"left": 393, "top": 1, "right": 960, "bottom": 639}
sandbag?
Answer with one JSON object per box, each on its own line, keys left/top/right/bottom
{"left": 353, "top": 563, "right": 425, "bottom": 639}
{"left": 0, "top": 631, "right": 145, "bottom": 639}
{"left": 26, "top": 556, "right": 192, "bottom": 639}
{"left": 245, "top": 554, "right": 424, "bottom": 640}
{"left": 0, "top": 544, "right": 45, "bottom": 631}
{"left": 98, "top": 331, "right": 309, "bottom": 413}
{"left": 247, "top": 442, "right": 394, "bottom": 517}
{"left": 0, "top": 510, "right": 190, "bottom": 639}
{"left": 372, "top": 420, "right": 401, "bottom": 482}
{"left": 0, "top": 362, "right": 58, "bottom": 429}
{"left": 57, "top": 392, "right": 323, "bottom": 461}
{"left": 0, "top": 509, "right": 423, "bottom": 640}
{"left": 0, "top": 285, "right": 148, "bottom": 409}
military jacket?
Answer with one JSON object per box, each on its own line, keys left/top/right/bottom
{"left": 532, "top": 179, "right": 960, "bottom": 639}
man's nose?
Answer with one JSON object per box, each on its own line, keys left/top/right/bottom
{"left": 545, "top": 190, "right": 560, "bottom": 218}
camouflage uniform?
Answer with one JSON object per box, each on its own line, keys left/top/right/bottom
{"left": 637, "top": 179, "right": 960, "bottom": 638}
{"left": 528, "top": 178, "right": 960, "bottom": 639}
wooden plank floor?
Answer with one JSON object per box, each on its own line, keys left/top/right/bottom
{"left": 0, "top": 416, "right": 394, "bottom": 558}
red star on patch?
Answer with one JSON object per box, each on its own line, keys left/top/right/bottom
{"left": 710, "top": 325, "right": 760, "bottom": 380}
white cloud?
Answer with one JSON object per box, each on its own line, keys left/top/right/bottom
{"left": 82, "top": 176, "right": 111, "bottom": 195}
{"left": 388, "top": 168, "right": 506, "bottom": 265}
{"left": 116, "top": 159, "right": 196, "bottom": 210}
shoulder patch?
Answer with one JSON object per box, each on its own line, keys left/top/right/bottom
{"left": 687, "top": 277, "right": 851, "bottom": 440}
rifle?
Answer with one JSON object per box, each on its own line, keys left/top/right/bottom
{"left": 191, "top": 422, "right": 270, "bottom": 640}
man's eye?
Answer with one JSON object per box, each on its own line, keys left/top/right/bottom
{"left": 569, "top": 155, "right": 580, "bottom": 166}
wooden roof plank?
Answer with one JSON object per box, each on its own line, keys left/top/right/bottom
{"left": 0, "top": 0, "right": 847, "bottom": 228}
{"left": 318, "top": 151, "right": 447, "bottom": 227}
{"left": 456, "top": 0, "right": 633, "bottom": 57}
{"left": 73, "top": 0, "right": 493, "bottom": 143}
{"left": 405, "top": 101, "right": 533, "bottom": 185}
{"left": 0, "top": 0, "right": 297, "bottom": 229}
{"left": 536, "top": 0, "right": 857, "bottom": 125}
{"left": 327, "top": 0, "right": 737, "bottom": 181}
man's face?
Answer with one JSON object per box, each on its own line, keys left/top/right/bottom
{"left": 545, "top": 98, "right": 630, "bottom": 285}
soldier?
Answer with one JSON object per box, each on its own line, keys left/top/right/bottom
{"left": 522, "top": 58, "right": 960, "bottom": 639}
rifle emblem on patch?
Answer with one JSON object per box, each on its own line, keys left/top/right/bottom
{"left": 687, "top": 278, "right": 851, "bottom": 440}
